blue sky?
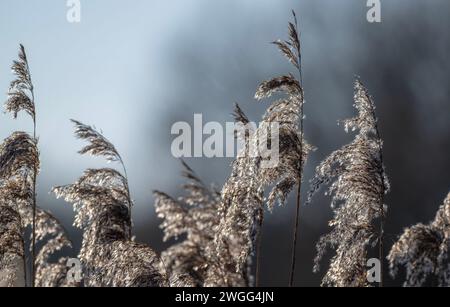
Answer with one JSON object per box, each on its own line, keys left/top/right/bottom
{"left": 0, "top": 0, "right": 318, "bottom": 219}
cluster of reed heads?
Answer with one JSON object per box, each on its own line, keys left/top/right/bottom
{"left": 0, "top": 11, "right": 449, "bottom": 287}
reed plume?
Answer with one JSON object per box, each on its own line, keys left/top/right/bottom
{"left": 207, "top": 12, "right": 311, "bottom": 286}
{"left": 0, "top": 198, "right": 25, "bottom": 287}
{"left": 266, "top": 11, "right": 310, "bottom": 286}
{"left": 307, "top": 79, "right": 389, "bottom": 287}
{"left": 33, "top": 209, "right": 75, "bottom": 287}
{"left": 0, "top": 133, "right": 38, "bottom": 287}
{"left": 205, "top": 103, "right": 261, "bottom": 286}
{"left": 0, "top": 168, "right": 73, "bottom": 287}
{"left": 0, "top": 149, "right": 72, "bottom": 287}
{"left": 0, "top": 119, "right": 37, "bottom": 287}
{"left": 154, "top": 160, "right": 221, "bottom": 287}
{"left": 388, "top": 192, "right": 450, "bottom": 287}
{"left": 6, "top": 45, "right": 36, "bottom": 122}
{"left": 2, "top": 45, "right": 39, "bottom": 286}
{"left": 53, "top": 120, "right": 166, "bottom": 287}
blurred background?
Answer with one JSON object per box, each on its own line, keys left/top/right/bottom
{"left": 0, "top": 0, "right": 449, "bottom": 286}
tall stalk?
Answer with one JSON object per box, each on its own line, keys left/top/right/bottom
{"left": 289, "top": 10, "right": 304, "bottom": 287}
{"left": 307, "top": 79, "right": 389, "bottom": 287}
{"left": 26, "top": 55, "right": 37, "bottom": 288}
{"left": 31, "top": 133, "right": 37, "bottom": 288}
{"left": 255, "top": 208, "right": 264, "bottom": 287}
{"left": 289, "top": 182, "right": 302, "bottom": 286}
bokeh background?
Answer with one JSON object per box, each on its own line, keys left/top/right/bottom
{"left": 0, "top": 0, "right": 449, "bottom": 286}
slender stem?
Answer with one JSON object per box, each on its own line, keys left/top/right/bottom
{"left": 255, "top": 207, "right": 264, "bottom": 287}
{"left": 289, "top": 13, "right": 304, "bottom": 287}
{"left": 289, "top": 182, "right": 302, "bottom": 286}
{"left": 379, "top": 220, "right": 384, "bottom": 287}
{"left": 29, "top": 83, "right": 37, "bottom": 288}
{"left": 23, "top": 52, "right": 37, "bottom": 288}
{"left": 31, "top": 165, "right": 37, "bottom": 287}
{"left": 377, "top": 137, "right": 385, "bottom": 288}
